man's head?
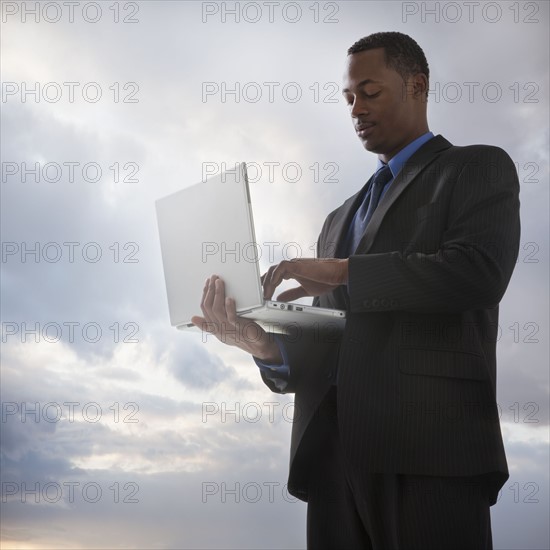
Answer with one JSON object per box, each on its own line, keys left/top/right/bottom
{"left": 342, "top": 32, "right": 430, "bottom": 162}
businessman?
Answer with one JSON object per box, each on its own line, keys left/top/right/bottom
{"left": 193, "top": 32, "right": 520, "bottom": 549}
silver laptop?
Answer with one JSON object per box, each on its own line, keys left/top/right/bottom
{"left": 155, "top": 163, "right": 346, "bottom": 334}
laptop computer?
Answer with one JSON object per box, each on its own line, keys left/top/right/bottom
{"left": 155, "top": 162, "right": 346, "bottom": 334}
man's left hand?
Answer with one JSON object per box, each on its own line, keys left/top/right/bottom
{"left": 262, "top": 258, "right": 349, "bottom": 302}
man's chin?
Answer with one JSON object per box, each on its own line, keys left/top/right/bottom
{"left": 361, "top": 138, "right": 380, "bottom": 153}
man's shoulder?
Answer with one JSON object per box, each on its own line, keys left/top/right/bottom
{"left": 434, "top": 142, "right": 516, "bottom": 181}
{"left": 436, "top": 140, "right": 513, "bottom": 164}
{"left": 403, "top": 137, "right": 514, "bottom": 185}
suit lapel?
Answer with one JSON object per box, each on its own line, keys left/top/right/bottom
{"left": 356, "top": 134, "right": 453, "bottom": 254}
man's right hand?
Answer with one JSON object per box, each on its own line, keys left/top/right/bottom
{"left": 191, "top": 275, "right": 283, "bottom": 364}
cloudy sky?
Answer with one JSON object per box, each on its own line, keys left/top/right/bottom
{"left": 1, "top": 1, "right": 549, "bottom": 548}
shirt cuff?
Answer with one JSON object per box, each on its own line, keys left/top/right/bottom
{"left": 253, "top": 335, "right": 290, "bottom": 391}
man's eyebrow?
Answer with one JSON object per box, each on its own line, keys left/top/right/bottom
{"left": 341, "top": 79, "right": 381, "bottom": 94}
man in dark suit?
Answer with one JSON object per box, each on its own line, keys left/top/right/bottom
{"left": 193, "top": 32, "right": 520, "bottom": 549}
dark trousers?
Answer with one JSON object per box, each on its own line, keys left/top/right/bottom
{"left": 306, "top": 387, "right": 493, "bottom": 550}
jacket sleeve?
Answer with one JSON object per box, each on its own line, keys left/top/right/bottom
{"left": 258, "top": 323, "right": 341, "bottom": 394}
{"left": 347, "top": 146, "right": 521, "bottom": 313}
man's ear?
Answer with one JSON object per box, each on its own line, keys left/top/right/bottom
{"left": 411, "top": 73, "right": 428, "bottom": 100}
{"left": 401, "top": 74, "right": 428, "bottom": 101}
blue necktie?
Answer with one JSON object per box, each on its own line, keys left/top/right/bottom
{"left": 349, "top": 164, "right": 393, "bottom": 254}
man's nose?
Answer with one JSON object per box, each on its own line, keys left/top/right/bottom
{"left": 350, "top": 98, "right": 368, "bottom": 118}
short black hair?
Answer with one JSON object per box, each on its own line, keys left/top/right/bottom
{"left": 348, "top": 32, "right": 429, "bottom": 96}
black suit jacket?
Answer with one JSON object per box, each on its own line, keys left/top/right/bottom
{"left": 261, "top": 135, "right": 520, "bottom": 506}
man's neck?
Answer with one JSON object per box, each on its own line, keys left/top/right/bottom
{"left": 378, "top": 126, "right": 430, "bottom": 164}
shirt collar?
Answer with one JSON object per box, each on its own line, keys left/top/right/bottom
{"left": 376, "top": 131, "right": 435, "bottom": 178}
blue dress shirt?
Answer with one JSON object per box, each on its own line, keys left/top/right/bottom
{"left": 254, "top": 131, "right": 435, "bottom": 389}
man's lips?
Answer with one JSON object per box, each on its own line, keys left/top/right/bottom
{"left": 356, "top": 123, "right": 375, "bottom": 137}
